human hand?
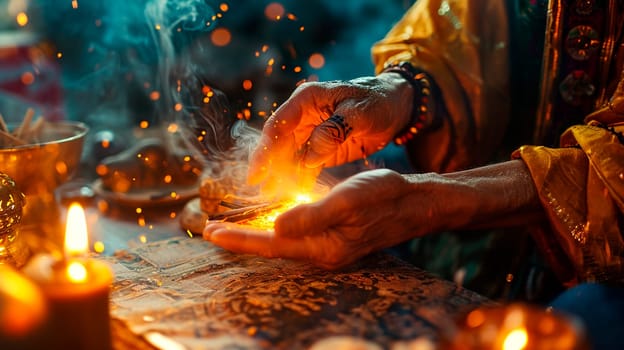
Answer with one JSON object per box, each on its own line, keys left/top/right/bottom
{"left": 247, "top": 73, "right": 413, "bottom": 194}
{"left": 204, "top": 160, "right": 543, "bottom": 269}
{"left": 204, "top": 169, "right": 439, "bottom": 269}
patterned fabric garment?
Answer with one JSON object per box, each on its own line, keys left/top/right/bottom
{"left": 371, "top": 0, "right": 624, "bottom": 300}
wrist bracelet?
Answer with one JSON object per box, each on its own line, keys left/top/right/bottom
{"left": 382, "top": 62, "right": 441, "bottom": 145}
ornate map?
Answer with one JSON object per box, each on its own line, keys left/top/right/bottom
{"left": 102, "top": 237, "right": 494, "bottom": 349}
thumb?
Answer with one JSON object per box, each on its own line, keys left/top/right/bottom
{"left": 274, "top": 202, "right": 330, "bottom": 237}
{"left": 303, "top": 115, "right": 352, "bottom": 168}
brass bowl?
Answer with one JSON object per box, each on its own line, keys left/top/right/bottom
{"left": 0, "top": 121, "right": 88, "bottom": 196}
{"left": 0, "top": 121, "right": 88, "bottom": 256}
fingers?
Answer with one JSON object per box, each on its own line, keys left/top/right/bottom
{"left": 247, "top": 83, "right": 339, "bottom": 185}
{"left": 203, "top": 222, "right": 315, "bottom": 261}
{"left": 203, "top": 221, "right": 358, "bottom": 270}
{"left": 273, "top": 201, "right": 334, "bottom": 237}
{"left": 303, "top": 115, "right": 354, "bottom": 168}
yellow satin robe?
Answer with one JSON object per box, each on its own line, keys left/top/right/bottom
{"left": 372, "top": 0, "right": 624, "bottom": 286}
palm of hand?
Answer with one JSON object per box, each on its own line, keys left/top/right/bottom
{"left": 205, "top": 169, "right": 425, "bottom": 269}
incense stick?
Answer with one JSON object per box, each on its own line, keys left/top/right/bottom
{"left": 22, "top": 117, "right": 44, "bottom": 143}
{"left": 209, "top": 202, "right": 282, "bottom": 222}
{"left": 15, "top": 108, "right": 35, "bottom": 140}
{"left": 0, "top": 108, "right": 45, "bottom": 147}
{"left": 0, "top": 129, "right": 27, "bottom": 147}
{"left": 0, "top": 113, "right": 7, "bottom": 134}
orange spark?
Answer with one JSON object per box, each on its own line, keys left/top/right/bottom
{"left": 167, "top": 123, "right": 179, "bottom": 132}
{"left": 16, "top": 12, "right": 28, "bottom": 26}
{"left": 149, "top": 90, "right": 161, "bottom": 100}
{"left": 20, "top": 72, "right": 35, "bottom": 85}
{"left": 308, "top": 53, "right": 325, "bottom": 69}
{"left": 265, "top": 3, "right": 285, "bottom": 21}
{"left": 211, "top": 28, "right": 231, "bottom": 46}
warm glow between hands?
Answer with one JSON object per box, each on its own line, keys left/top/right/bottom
{"left": 294, "top": 193, "right": 312, "bottom": 203}
{"left": 64, "top": 203, "right": 89, "bottom": 257}
{"left": 245, "top": 193, "right": 315, "bottom": 229}
{"left": 268, "top": 194, "right": 312, "bottom": 222}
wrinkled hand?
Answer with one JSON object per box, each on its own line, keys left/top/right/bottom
{"left": 247, "top": 73, "right": 413, "bottom": 193}
{"left": 204, "top": 169, "right": 439, "bottom": 269}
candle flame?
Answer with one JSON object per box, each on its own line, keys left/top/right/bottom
{"left": 502, "top": 327, "right": 528, "bottom": 350}
{"left": 66, "top": 261, "right": 88, "bottom": 283}
{"left": 65, "top": 203, "right": 89, "bottom": 256}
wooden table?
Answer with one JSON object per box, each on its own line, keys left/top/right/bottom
{"left": 83, "top": 200, "right": 494, "bottom": 350}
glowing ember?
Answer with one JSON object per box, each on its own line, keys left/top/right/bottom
{"left": 211, "top": 27, "right": 232, "bottom": 47}
{"left": 167, "top": 122, "right": 179, "bottom": 132}
{"left": 149, "top": 91, "right": 161, "bottom": 101}
{"left": 16, "top": 12, "right": 28, "bottom": 26}
{"left": 242, "top": 193, "right": 315, "bottom": 230}
{"left": 265, "top": 3, "right": 285, "bottom": 21}
{"left": 308, "top": 53, "right": 325, "bottom": 69}
{"left": 21, "top": 72, "right": 35, "bottom": 85}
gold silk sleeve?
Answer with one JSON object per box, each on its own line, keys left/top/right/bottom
{"left": 371, "top": 0, "right": 510, "bottom": 172}
{"left": 513, "top": 121, "right": 624, "bottom": 286}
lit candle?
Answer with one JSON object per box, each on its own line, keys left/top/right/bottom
{"left": 444, "top": 303, "right": 590, "bottom": 350}
{"left": 0, "top": 265, "right": 48, "bottom": 349}
{"left": 22, "top": 202, "right": 113, "bottom": 350}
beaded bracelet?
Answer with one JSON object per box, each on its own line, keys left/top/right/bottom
{"left": 382, "top": 62, "right": 441, "bottom": 145}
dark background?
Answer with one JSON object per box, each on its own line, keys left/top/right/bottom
{"left": 1, "top": 0, "right": 413, "bottom": 170}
